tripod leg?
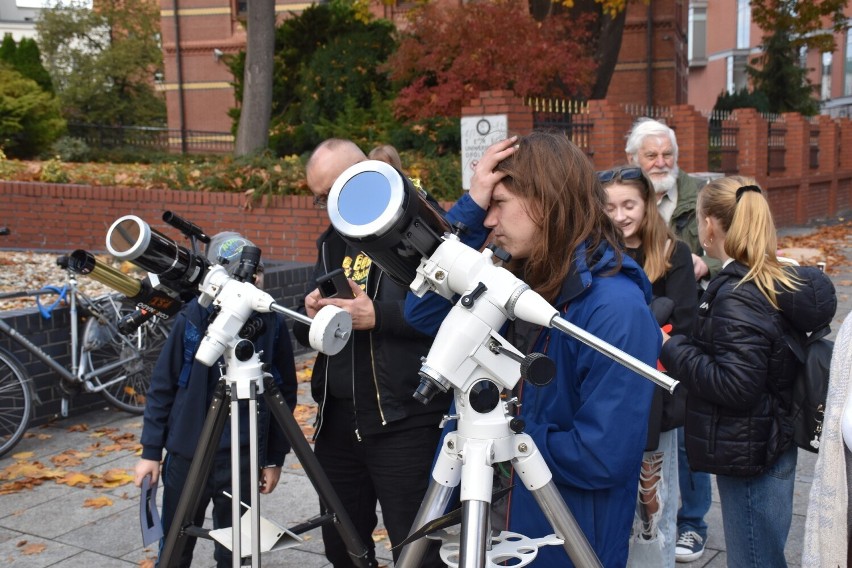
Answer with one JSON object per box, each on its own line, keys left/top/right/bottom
{"left": 396, "top": 450, "right": 460, "bottom": 568}
{"left": 513, "top": 437, "right": 602, "bottom": 568}
{"left": 458, "top": 439, "right": 494, "bottom": 568}
{"left": 262, "top": 376, "right": 372, "bottom": 568}
{"left": 248, "top": 383, "right": 261, "bottom": 567}
{"left": 160, "top": 379, "right": 230, "bottom": 566}
{"left": 230, "top": 395, "right": 242, "bottom": 566}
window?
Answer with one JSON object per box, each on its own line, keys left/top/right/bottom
{"left": 822, "top": 52, "right": 833, "bottom": 100}
{"left": 736, "top": 0, "right": 751, "bottom": 50}
{"left": 845, "top": 31, "right": 852, "bottom": 96}
{"left": 689, "top": 1, "right": 708, "bottom": 67}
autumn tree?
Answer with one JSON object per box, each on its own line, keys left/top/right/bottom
{"left": 386, "top": 0, "right": 597, "bottom": 121}
{"left": 35, "top": 0, "right": 165, "bottom": 126}
{"left": 747, "top": 0, "right": 848, "bottom": 115}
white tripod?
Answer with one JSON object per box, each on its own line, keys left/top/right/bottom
{"left": 394, "top": 236, "right": 679, "bottom": 568}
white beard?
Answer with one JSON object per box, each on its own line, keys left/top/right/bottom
{"left": 651, "top": 166, "right": 679, "bottom": 198}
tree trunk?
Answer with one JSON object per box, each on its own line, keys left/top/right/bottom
{"left": 528, "top": 0, "right": 627, "bottom": 101}
{"left": 234, "top": 0, "right": 275, "bottom": 156}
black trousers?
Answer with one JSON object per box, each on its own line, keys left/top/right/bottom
{"left": 159, "top": 452, "right": 252, "bottom": 567}
{"left": 314, "top": 400, "right": 444, "bottom": 567}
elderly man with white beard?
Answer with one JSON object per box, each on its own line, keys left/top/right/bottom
{"left": 625, "top": 118, "right": 721, "bottom": 283}
{"left": 624, "top": 117, "right": 721, "bottom": 564}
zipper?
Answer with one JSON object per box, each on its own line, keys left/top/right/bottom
{"left": 367, "top": 270, "right": 387, "bottom": 426}
{"left": 312, "top": 242, "right": 331, "bottom": 443}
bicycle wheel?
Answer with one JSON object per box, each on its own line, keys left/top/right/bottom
{"left": 82, "top": 296, "right": 173, "bottom": 414}
{"left": 0, "top": 348, "right": 32, "bottom": 457}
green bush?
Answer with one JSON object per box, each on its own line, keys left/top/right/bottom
{"left": 49, "top": 136, "right": 90, "bottom": 162}
{"left": 0, "top": 65, "right": 65, "bottom": 158}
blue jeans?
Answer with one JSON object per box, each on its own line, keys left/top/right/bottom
{"left": 627, "top": 428, "right": 679, "bottom": 568}
{"left": 715, "top": 444, "right": 797, "bottom": 568}
{"left": 677, "top": 426, "right": 711, "bottom": 539}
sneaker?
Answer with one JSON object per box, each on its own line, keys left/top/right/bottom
{"left": 675, "top": 530, "right": 705, "bottom": 563}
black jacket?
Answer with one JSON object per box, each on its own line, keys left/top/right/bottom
{"left": 660, "top": 263, "right": 836, "bottom": 476}
{"left": 293, "top": 226, "right": 451, "bottom": 438}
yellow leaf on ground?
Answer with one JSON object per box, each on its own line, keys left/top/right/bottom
{"left": 92, "top": 469, "right": 134, "bottom": 488}
{"left": 372, "top": 528, "right": 388, "bottom": 542}
{"left": 83, "top": 496, "right": 113, "bottom": 509}
{"left": 67, "top": 424, "right": 88, "bottom": 432}
{"left": 1, "top": 462, "right": 45, "bottom": 480}
{"left": 11, "top": 451, "right": 34, "bottom": 461}
{"left": 57, "top": 472, "right": 91, "bottom": 487}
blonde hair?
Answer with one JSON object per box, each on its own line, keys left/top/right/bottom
{"left": 698, "top": 175, "right": 799, "bottom": 308}
{"left": 368, "top": 144, "right": 403, "bottom": 171}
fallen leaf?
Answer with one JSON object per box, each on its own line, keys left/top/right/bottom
{"left": 1, "top": 462, "right": 45, "bottom": 480}
{"left": 372, "top": 528, "right": 388, "bottom": 542}
{"left": 19, "top": 542, "right": 46, "bottom": 555}
{"left": 67, "top": 424, "right": 88, "bottom": 433}
{"left": 91, "top": 469, "right": 134, "bottom": 488}
{"left": 11, "top": 451, "right": 34, "bottom": 461}
{"left": 83, "top": 496, "right": 114, "bottom": 509}
{"left": 57, "top": 472, "right": 91, "bottom": 487}
{"left": 139, "top": 559, "right": 156, "bottom": 568}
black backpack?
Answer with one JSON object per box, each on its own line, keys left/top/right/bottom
{"left": 785, "top": 326, "right": 834, "bottom": 453}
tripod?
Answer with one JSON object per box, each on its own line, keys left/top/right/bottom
{"left": 158, "top": 265, "right": 371, "bottom": 568}
{"left": 393, "top": 237, "right": 679, "bottom": 568}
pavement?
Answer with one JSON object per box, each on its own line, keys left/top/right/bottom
{"left": 0, "top": 219, "right": 849, "bottom": 567}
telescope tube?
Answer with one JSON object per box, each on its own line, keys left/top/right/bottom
{"left": 68, "top": 250, "right": 142, "bottom": 298}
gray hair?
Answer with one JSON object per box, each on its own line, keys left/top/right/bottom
{"left": 625, "top": 118, "right": 679, "bottom": 163}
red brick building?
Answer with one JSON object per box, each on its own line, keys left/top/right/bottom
{"left": 158, "top": 0, "right": 689, "bottom": 139}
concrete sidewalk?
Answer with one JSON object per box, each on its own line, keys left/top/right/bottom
{"left": 0, "top": 222, "right": 849, "bottom": 567}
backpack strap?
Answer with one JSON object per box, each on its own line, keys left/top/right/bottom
{"left": 178, "top": 319, "right": 202, "bottom": 388}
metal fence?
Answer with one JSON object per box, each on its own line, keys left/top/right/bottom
{"left": 525, "top": 97, "right": 593, "bottom": 157}
{"left": 706, "top": 110, "right": 739, "bottom": 174}
{"left": 764, "top": 113, "right": 787, "bottom": 175}
{"left": 67, "top": 124, "right": 235, "bottom": 155}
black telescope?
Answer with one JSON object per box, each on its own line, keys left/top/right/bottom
{"left": 326, "top": 160, "right": 450, "bottom": 288}
{"left": 106, "top": 215, "right": 210, "bottom": 291}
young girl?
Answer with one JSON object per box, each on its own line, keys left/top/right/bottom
{"left": 660, "top": 176, "right": 836, "bottom": 567}
{"left": 600, "top": 166, "right": 698, "bottom": 567}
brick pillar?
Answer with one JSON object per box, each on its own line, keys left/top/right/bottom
{"left": 587, "top": 99, "right": 634, "bottom": 169}
{"left": 461, "top": 90, "right": 533, "bottom": 136}
{"left": 839, "top": 117, "right": 852, "bottom": 170}
{"left": 782, "top": 113, "right": 808, "bottom": 179}
{"left": 817, "top": 115, "right": 839, "bottom": 216}
{"left": 782, "top": 112, "right": 810, "bottom": 224}
{"left": 669, "top": 105, "right": 709, "bottom": 173}
{"left": 730, "top": 108, "right": 768, "bottom": 185}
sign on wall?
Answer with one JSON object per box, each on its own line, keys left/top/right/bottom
{"left": 460, "top": 115, "right": 508, "bottom": 190}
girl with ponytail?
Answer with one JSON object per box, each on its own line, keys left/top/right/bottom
{"left": 659, "top": 176, "right": 836, "bottom": 567}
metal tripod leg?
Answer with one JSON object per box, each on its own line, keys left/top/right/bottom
{"left": 397, "top": 431, "right": 602, "bottom": 568}
{"left": 160, "top": 379, "right": 230, "bottom": 566}
{"left": 262, "top": 376, "right": 372, "bottom": 568}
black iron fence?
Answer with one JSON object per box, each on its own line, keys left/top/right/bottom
{"left": 707, "top": 110, "right": 739, "bottom": 174}
{"left": 67, "top": 124, "right": 234, "bottom": 155}
{"left": 525, "top": 97, "right": 593, "bottom": 158}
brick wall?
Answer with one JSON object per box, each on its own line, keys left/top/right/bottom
{"left": 0, "top": 262, "right": 315, "bottom": 426}
{"left": 0, "top": 182, "right": 327, "bottom": 264}
{"left": 465, "top": 93, "right": 852, "bottom": 226}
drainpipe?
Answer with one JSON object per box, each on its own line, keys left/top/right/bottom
{"left": 172, "top": 0, "right": 188, "bottom": 154}
{"left": 647, "top": 2, "right": 654, "bottom": 107}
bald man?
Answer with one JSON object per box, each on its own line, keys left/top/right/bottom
{"left": 293, "top": 139, "right": 447, "bottom": 568}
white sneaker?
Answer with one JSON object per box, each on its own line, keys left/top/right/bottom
{"left": 675, "top": 530, "right": 705, "bottom": 563}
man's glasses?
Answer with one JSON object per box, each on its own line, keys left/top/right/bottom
{"left": 313, "top": 194, "right": 328, "bottom": 209}
{"left": 597, "top": 166, "right": 644, "bottom": 184}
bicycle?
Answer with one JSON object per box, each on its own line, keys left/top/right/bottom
{"left": 0, "top": 254, "right": 172, "bottom": 457}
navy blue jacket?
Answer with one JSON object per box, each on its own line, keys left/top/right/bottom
{"left": 141, "top": 299, "right": 298, "bottom": 467}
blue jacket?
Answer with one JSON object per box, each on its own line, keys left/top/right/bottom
{"left": 141, "top": 299, "right": 298, "bottom": 467}
{"left": 404, "top": 193, "right": 660, "bottom": 567}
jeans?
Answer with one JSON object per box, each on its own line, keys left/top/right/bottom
{"left": 627, "top": 428, "right": 679, "bottom": 568}
{"left": 716, "top": 444, "right": 797, "bottom": 568}
{"left": 314, "top": 399, "right": 444, "bottom": 568}
{"left": 677, "top": 426, "right": 711, "bottom": 540}
{"left": 159, "top": 452, "right": 252, "bottom": 568}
